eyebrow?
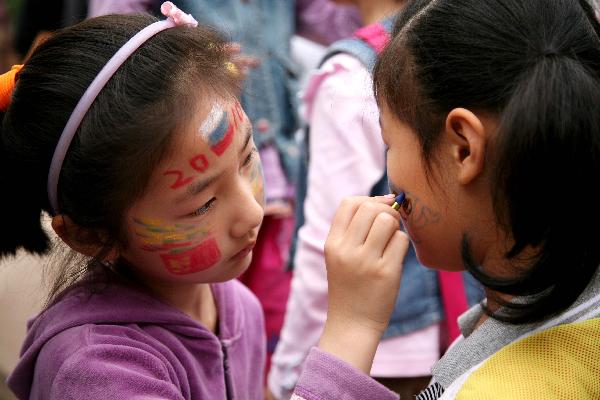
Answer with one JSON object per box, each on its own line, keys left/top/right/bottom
{"left": 176, "top": 126, "right": 253, "bottom": 203}
{"left": 178, "top": 173, "right": 223, "bottom": 202}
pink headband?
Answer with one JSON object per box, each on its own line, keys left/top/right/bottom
{"left": 47, "top": 2, "right": 198, "bottom": 214}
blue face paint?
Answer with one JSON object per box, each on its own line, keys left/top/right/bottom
{"left": 207, "top": 111, "right": 230, "bottom": 147}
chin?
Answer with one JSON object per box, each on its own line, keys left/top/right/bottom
{"left": 212, "top": 254, "right": 254, "bottom": 283}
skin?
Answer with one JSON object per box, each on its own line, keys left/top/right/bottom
{"left": 53, "top": 96, "right": 265, "bottom": 329}
{"left": 318, "top": 101, "right": 514, "bottom": 374}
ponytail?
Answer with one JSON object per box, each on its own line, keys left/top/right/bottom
{"left": 0, "top": 104, "right": 51, "bottom": 258}
{"left": 464, "top": 53, "right": 600, "bottom": 322}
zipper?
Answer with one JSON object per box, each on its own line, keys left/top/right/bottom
{"left": 222, "top": 341, "right": 234, "bottom": 400}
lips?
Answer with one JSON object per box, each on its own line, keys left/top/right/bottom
{"left": 230, "top": 243, "right": 255, "bottom": 261}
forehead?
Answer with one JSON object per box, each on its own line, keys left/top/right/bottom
{"left": 170, "top": 96, "right": 240, "bottom": 158}
{"left": 146, "top": 97, "right": 246, "bottom": 194}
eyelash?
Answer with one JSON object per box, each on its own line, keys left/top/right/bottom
{"left": 190, "top": 197, "right": 216, "bottom": 217}
{"left": 242, "top": 148, "right": 257, "bottom": 168}
{"left": 188, "top": 149, "right": 256, "bottom": 218}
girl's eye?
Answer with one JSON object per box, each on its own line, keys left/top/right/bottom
{"left": 241, "top": 148, "right": 257, "bottom": 168}
{"left": 190, "top": 197, "right": 216, "bottom": 217}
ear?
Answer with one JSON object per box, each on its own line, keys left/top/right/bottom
{"left": 51, "top": 215, "right": 118, "bottom": 261}
{"left": 444, "top": 108, "right": 487, "bottom": 185}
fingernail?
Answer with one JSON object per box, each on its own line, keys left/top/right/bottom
{"left": 384, "top": 193, "right": 396, "bottom": 199}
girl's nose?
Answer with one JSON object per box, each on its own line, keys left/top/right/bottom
{"left": 229, "top": 180, "right": 264, "bottom": 238}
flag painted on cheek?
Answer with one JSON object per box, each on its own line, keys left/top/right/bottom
{"left": 133, "top": 218, "right": 221, "bottom": 275}
{"left": 159, "top": 237, "right": 222, "bottom": 275}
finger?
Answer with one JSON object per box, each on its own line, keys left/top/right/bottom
{"left": 382, "top": 230, "right": 410, "bottom": 273}
{"left": 373, "top": 194, "right": 397, "bottom": 205}
{"left": 328, "top": 197, "right": 370, "bottom": 241}
{"left": 363, "top": 212, "right": 401, "bottom": 257}
{"left": 345, "top": 201, "right": 399, "bottom": 247}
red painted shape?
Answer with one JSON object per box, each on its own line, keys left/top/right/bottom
{"left": 164, "top": 170, "right": 193, "bottom": 189}
{"left": 235, "top": 101, "right": 244, "bottom": 119}
{"left": 232, "top": 102, "right": 244, "bottom": 125}
{"left": 210, "top": 123, "right": 234, "bottom": 156}
{"left": 189, "top": 154, "right": 209, "bottom": 173}
{"left": 160, "top": 237, "right": 222, "bottom": 275}
{"left": 141, "top": 241, "right": 194, "bottom": 252}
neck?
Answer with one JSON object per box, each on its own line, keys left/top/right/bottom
{"left": 356, "top": 0, "right": 406, "bottom": 25}
{"left": 137, "top": 275, "right": 218, "bottom": 332}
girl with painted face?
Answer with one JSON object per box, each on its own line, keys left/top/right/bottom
{"left": 269, "top": 1, "right": 483, "bottom": 399}
{"left": 289, "top": 0, "right": 600, "bottom": 399}
{"left": 1, "top": 4, "right": 266, "bottom": 399}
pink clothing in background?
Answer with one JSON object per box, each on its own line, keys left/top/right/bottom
{"left": 239, "top": 215, "right": 294, "bottom": 377}
{"left": 268, "top": 53, "right": 439, "bottom": 399}
{"left": 259, "top": 145, "right": 294, "bottom": 203}
{"left": 296, "top": 0, "right": 361, "bottom": 45}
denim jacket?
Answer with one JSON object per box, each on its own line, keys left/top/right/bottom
{"left": 179, "top": 0, "right": 300, "bottom": 181}
{"left": 295, "top": 16, "right": 483, "bottom": 339}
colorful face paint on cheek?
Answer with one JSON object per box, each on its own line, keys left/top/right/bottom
{"left": 133, "top": 218, "right": 209, "bottom": 252}
{"left": 249, "top": 157, "right": 265, "bottom": 205}
{"left": 159, "top": 237, "right": 222, "bottom": 275}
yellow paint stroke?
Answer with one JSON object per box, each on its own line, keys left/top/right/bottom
{"left": 249, "top": 158, "right": 265, "bottom": 203}
{"left": 133, "top": 217, "right": 209, "bottom": 246}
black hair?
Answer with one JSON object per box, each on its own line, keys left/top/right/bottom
{"left": 374, "top": 0, "right": 600, "bottom": 323}
{"left": 0, "top": 13, "right": 239, "bottom": 301}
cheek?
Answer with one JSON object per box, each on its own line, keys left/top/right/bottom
{"left": 131, "top": 217, "right": 209, "bottom": 252}
{"left": 159, "top": 237, "right": 222, "bottom": 275}
{"left": 387, "top": 169, "right": 442, "bottom": 248}
{"left": 249, "top": 159, "right": 265, "bottom": 207}
{"left": 130, "top": 217, "right": 222, "bottom": 275}
{"left": 412, "top": 223, "right": 464, "bottom": 271}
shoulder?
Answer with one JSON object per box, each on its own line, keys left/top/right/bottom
{"left": 35, "top": 324, "right": 184, "bottom": 399}
{"left": 39, "top": 323, "right": 176, "bottom": 370}
{"left": 455, "top": 318, "right": 600, "bottom": 399}
{"left": 303, "top": 53, "right": 373, "bottom": 119}
{"left": 314, "top": 52, "right": 371, "bottom": 94}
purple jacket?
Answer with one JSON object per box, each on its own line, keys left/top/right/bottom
{"left": 7, "top": 278, "right": 265, "bottom": 399}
